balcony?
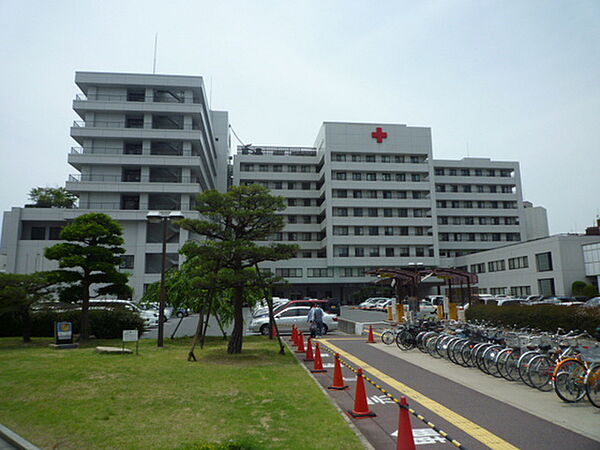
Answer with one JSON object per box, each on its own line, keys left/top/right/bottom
{"left": 75, "top": 91, "right": 197, "bottom": 103}
{"left": 68, "top": 174, "right": 200, "bottom": 184}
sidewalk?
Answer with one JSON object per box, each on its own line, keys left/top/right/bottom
{"left": 288, "top": 332, "right": 600, "bottom": 450}
{"left": 0, "top": 424, "right": 39, "bottom": 450}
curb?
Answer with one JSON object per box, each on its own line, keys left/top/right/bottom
{"left": 0, "top": 424, "right": 40, "bottom": 450}
{"left": 285, "top": 340, "right": 375, "bottom": 450}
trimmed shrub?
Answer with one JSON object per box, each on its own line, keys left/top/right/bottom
{"left": 0, "top": 308, "right": 145, "bottom": 339}
{"left": 582, "top": 284, "right": 599, "bottom": 299}
{"left": 465, "top": 304, "right": 600, "bottom": 335}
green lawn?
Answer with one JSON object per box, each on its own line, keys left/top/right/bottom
{"left": 0, "top": 337, "right": 364, "bottom": 449}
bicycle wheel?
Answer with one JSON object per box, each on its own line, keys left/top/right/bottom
{"left": 381, "top": 330, "right": 395, "bottom": 345}
{"left": 554, "top": 361, "right": 587, "bottom": 403}
{"left": 461, "top": 342, "right": 476, "bottom": 367}
{"left": 482, "top": 345, "right": 503, "bottom": 377}
{"left": 527, "top": 355, "right": 554, "bottom": 391}
{"left": 504, "top": 350, "right": 521, "bottom": 381}
{"left": 585, "top": 364, "right": 600, "bottom": 408}
{"left": 427, "top": 334, "right": 443, "bottom": 359}
{"left": 474, "top": 344, "right": 492, "bottom": 372}
{"left": 396, "top": 330, "right": 415, "bottom": 350}
{"left": 416, "top": 331, "right": 435, "bottom": 353}
{"left": 495, "top": 349, "right": 512, "bottom": 380}
{"left": 448, "top": 338, "right": 466, "bottom": 365}
{"left": 517, "top": 351, "right": 539, "bottom": 386}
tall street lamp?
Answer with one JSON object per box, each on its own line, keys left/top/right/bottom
{"left": 146, "top": 210, "right": 184, "bottom": 347}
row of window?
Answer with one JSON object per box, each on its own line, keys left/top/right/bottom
{"left": 333, "top": 172, "right": 427, "bottom": 182}
{"left": 242, "top": 180, "right": 315, "bottom": 190}
{"left": 478, "top": 286, "right": 532, "bottom": 296}
{"left": 274, "top": 266, "right": 394, "bottom": 278}
{"left": 434, "top": 168, "right": 513, "bottom": 177}
{"left": 332, "top": 153, "right": 427, "bottom": 164}
{"left": 333, "top": 189, "right": 429, "bottom": 199}
{"left": 333, "top": 246, "right": 432, "bottom": 258}
{"left": 287, "top": 198, "right": 317, "bottom": 207}
{"left": 468, "top": 253, "right": 552, "bottom": 274}
{"left": 333, "top": 226, "right": 430, "bottom": 236}
{"left": 333, "top": 207, "right": 431, "bottom": 218}
{"left": 120, "top": 253, "right": 180, "bottom": 273}
{"left": 436, "top": 184, "right": 514, "bottom": 194}
{"left": 23, "top": 226, "right": 63, "bottom": 240}
{"left": 437, "top": 200, "right": 518, "bottom": 209}
{"left": 286, "top": 215, "right": 317, "bottom": 224}
{"left": 438, "top": 216, "right": 519, "bottom": 226}
{"left": 440, "top": 233, "right": 521, "bottom": 242}
{"left": 239, "top": 163, "right": 315, "bottom": 173}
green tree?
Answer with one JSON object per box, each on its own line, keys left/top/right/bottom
{"left": 0, "top": 272, "right": 54, "bottom": 342}
{"left": 179, "top": 185, "right": 298, "bottom": 354}
{"left": 28, "top": 187, "right": 77, "bottom": 208}
{"left": 571, "top": 281, "right": 587, "bottom": 296}
{"left": 582, "top": 284, "right": 599, "bottom": 299}
{"left": 44, "top": 213, "right": 131, "bottom": 341}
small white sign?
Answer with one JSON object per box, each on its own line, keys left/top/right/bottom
{"left": 322, "top": 363, "right": 335, "bottom": 368}
{"left": 122, "top": 329, "right": 139, "bottom": 342}
{"left": 368, "top": 395, "right": 396, "bottom": 405}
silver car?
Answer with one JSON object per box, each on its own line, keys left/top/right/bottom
{"left": 248, "top": 306, "right": 338, "bottom": 336}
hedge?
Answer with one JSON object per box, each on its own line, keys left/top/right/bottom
{"left": 465, "top": 304, "right": 600, "bottom": 335}
{"left": 0, "top": 309, "right": 145, "bottom": 339}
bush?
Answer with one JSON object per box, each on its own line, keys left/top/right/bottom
{"left": 0, "top": 308, "right": 145, "bottom": 339}
{"left": 571, "top": 281, "right": 587, "bottom": 296}
{"left": 582, "top": 284, "right": 599, "bottom": 299}
{"left": 465, "top": 304, "right": 600, "bottom": 335}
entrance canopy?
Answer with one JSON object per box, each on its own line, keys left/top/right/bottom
{"left": 367, "top": 267, "right": 478, "bottom": 286}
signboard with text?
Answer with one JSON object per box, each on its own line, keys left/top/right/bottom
{"left": 122, "top": 330, "right": 139, "bottom": 342}
{"left": 55, "top": 321, "right": 73, "bottom": 344}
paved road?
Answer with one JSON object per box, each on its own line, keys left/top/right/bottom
{"left": 295, "top": 335, "right": 600, "bottom": 450}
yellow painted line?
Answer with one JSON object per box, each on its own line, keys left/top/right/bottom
{"left": 320, "top": 339, "right": 518, "bottom": 450}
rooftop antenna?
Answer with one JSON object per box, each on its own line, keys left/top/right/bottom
{"left": 152, "top": 33, "right": 158, "bottom": 74}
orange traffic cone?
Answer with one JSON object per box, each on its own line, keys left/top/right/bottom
{"left": 328, "top": 353, "right": 349, "bottom": 390}
{"left": 311, "top": 342, "right": 327, "bottom": 373}
{"left": 296, "top": 331, "right": 305, "bottom": 353}
{"left": 367, "top": 325, "right": 376, "bottom": 343}
{"left": 397, "top": 396, "right": 416, "bottom": 450}
{"left": 304, "top": 337, "right": 314, "bottom": 361}
{"left": 347, "top": 368, "right": 376, "bottom": 418}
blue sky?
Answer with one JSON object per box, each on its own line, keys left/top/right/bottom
{"left": 1, "top": 0, "right": 599, "bottom": 233}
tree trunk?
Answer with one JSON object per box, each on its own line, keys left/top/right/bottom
{"left": 227, "top": 285, "right": 244, "bottom": 354}
{"left": 21, "top": 308, "right": 32, "bottom": 343}
{"left": 187, "top": 305, "right": 205, "bottom": 362}
{"left": 254, "top": 263, "right": 285, "bottom": 355}
{"left": 80, "top": 277, "right": 91, "bottom": 341}
{"left": 200, "top": 299, "right": 213, "bottom": 350}
{"left": 214, "top": 313, "right": 228, "bottom": 339}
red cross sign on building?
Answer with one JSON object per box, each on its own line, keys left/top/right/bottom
{"left": 371, "top": 127, "right": 388, "bottom": 143}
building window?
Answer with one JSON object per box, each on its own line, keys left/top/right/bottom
{"left": 510, "top": 286, "right": 531, "bottom": 296}
{"left": 302, "top": 251, "right": 312, "bottom": 258}
{"left": 48, "top": 227, "right": 63, "bottom": 240}
{"left": 351, "top": 154, "right": 361, "bottom": 162}
{"left": 353, "top": 190, "right": 362, "bottom": 199}
{"left": 396, "top": 173, "right": 406, "bottom": 182}
{"left": 369, "top": 247, "right": 380, "bottom": 257}
{"left": 146, "top": 222, "right": 180, "bottom": 243}
{"left": 415, "top": 247, "right": 425, "bottom": 257}
{"left": 399, "top": 247, "right": 409, "bottom": 257}
{"left": 382, "top": 173, "right": 392, "bottom": 181}
{"left": 335, "top": 172, "right": 347, "bottom": 180}
{"left": 366, "top": 190, "right": 377, "bottom": 199}
{"left": 366, "top": 173, "right": 376, "bottom": 181}
{"left": 354, "top": 208, "right": 363, "bottom": 217}
{"left": 120, "top": 255, "right": 134, "bottom": 269}
{"left": 381, "top": 155, "right": 391, "bottom": 163}
{"left": 470, "top": 263, "right": 486, "bottom": 274}
{"left": 508, "top": 256, "right": 528, "bottom": 270}
{"left": 383, "top": 191, "right": 392, "bottom": 199}
{"left": 435, "top": 168, "right": 444, "bottom": 176}
{"left": 368, "top": 208, "right": 378, "bottom": 217}
{"left": 288, "top": 165, "right": 297, "bottom": 172}
{"left": 366, "top": 155, "right": 376, "bottom": 163}
{"left": 536, "top": 252, "right": 553, "bottom": 272}
{"left": 335, "top": 247, "right": 350, "bottom": 257}
{"left": 308, "top": 268, "right": 333, "bottom": 277}
{"left": 383, "top": 208, "right": 393, "bottom": 217}
{"left": 333, "top": 226, "right": 348, "bottom": 236}
{"left": 288, "top": 232, "right": 297, "bottom": 241}
{"left": 385, "top": 247, "right": 395, "bottom": 257}
{"left": 287, "top": 216, "right": 297, "bottom": 224}
{"left": 352, "top": 172, "right": 362, "bottom": 181}
{"left": 30, "top": 226, "right": 46, "bottom": 240}
{"left": 368, "top": 227, "right": 379, "bottom": 236}
{"left": 273, "top": 165, "right": 283, "bottom": 172}
{"left": 355, "top": 247, "right": 365, "bottom": 257}
{"left": 302, "top": 232, "right": 312, "bottom": 241}
{"left": 384, "top": 226, "right": 394, "bottom": 236}
{"left": 275, "top": 268, "right": 302, "bottom": 278}
{"left": 287, "top": 182, "right": 296, "bottom": 190}
{"left": 398, "top": 208, "right": 408, "bottom": 217}
{"left": 538, "top": 278, "right": 555, "bottom": 296}
{"left": 334, "top": 154, "right": 346, "bottom": 162}
{"left": 287, "top": 199, "right": 296, "bottom": 207}
{"left": 488, "top": 259, "right": 506, "bottom": 272}
{"left": 334, "top": 208, "right": 348, "bottom": 217}
{"left": 145, "top": 253, "right": 178, "bottom": 274}
{"left": 354, "top": 226, "right": 364, "bottom": 236}
{"left": 395, "top": 155, "right": 405, "bottom": 163}
{"left": 303, "top": 199, "right": 312, "bottom": 207}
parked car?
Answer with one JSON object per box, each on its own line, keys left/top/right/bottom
{"left": 546, "top": 296, "right": 585, "bottom": 306}
{"left": 418, "top": 300, "right": 438, "bottom": 315}
{"left": 248, "top": 306, "right": 338, "bottom": 336}
{"left": 175, "top": 308, "right": 190, "bottom": 318}
{"left": 269, "top": 299, "right": 340, "bottom": 316}
{"left": 357, "top": 297, "right": 391, "bottom": 310}
{"left": 583, "top": 297, "right": 600, "bottom": 308}
{"left": 87, "top": 299, "right": 158, "bottom": 327}
{"left": 252, "top": 298, "right": 289, "bottom": 317}
{"left": 497, "top": 299, "right": 524, "bottom": 307}
{"left": 374, "top": 298, "right": 393, "bottom": 312}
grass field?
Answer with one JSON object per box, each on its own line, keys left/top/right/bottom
{"left": 0, "top": 336, "right": 364, "bottom": 449}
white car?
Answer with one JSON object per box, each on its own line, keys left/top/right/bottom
{"left": 252, "top": 298, "right": 288, "bottom": 317}
{"left": 248, "top": 306, "right": 338, "bottom": 335}
{"left": 87, "top": 299, "right": 158, "bottom": 327}
{"left": 418, "top": 301, "right": 438, "bottom": 315}
{"left": 357, "top": 297, "right": 391, "bottom": 309}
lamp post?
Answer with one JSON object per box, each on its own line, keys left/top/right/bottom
{"left": 146, "top": 210, "right": 184, "bottom": 347}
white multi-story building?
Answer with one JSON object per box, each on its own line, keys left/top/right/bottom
{"left": 233, "top": 122, "right": 546, "bottom": 300}
{"left": 1, "top": 72, "right": 229, "bottom": 299}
